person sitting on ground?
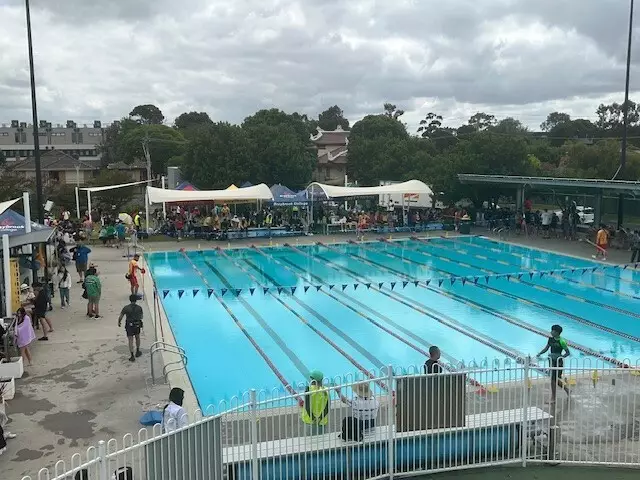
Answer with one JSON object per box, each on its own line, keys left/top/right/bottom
{"left": 299, "top": 370, "right": 330, "bottom": 434}
{"left": 424, "top": 345, "right": 443, "bottom": 374}
{"left": 115, "top": 220, "right": 126, "bottom": 248}
{"left": 342, "top": 382, "right": 379, "bottom": 432}
{"left": 162, "top": 387, "right": 188, "bottom": 433}
{"left": 118, "top": 295, "right": 144, "bottom": 362}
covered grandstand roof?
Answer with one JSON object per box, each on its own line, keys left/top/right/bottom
{"left": 458, "top": 174, "right": 640, "bottom": 194}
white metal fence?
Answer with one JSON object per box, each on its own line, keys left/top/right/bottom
{"left": 20, "top": 357, "right": 640, "bottom": 480}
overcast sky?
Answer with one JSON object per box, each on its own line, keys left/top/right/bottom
{"left": 0, "top": 0, "right": 638, "bottom": 131}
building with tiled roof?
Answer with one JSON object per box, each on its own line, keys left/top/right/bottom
{"left": 310, "top": 126, "right": 349, "bottom": 186}
{"left": 6, "top": 150, "right": 146, "bottom": 186}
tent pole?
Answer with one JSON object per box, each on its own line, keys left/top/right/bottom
{"left": 75, "top": 186, "right": 81, "bottom": 219}
{"left": 23, "top": 192, "right": 35, "bottom": 285}
{"left": 87, "top": 191, "right": 92, "bottom": 223}
{"left": 3, "top": 234, "right": 11, "bottom": 317}
{"left": 145, "top": 189, "right": 150, "bottom": 234}
{"left": 161, "top": 176, "right": 167, "bottom": 219}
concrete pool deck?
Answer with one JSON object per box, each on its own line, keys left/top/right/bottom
{"left": 5, "top": 229, "right": 639, "bottom": 479}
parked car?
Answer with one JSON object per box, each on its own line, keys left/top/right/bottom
{"left": 554, "top": 206, "right": 595, "bottom": 224}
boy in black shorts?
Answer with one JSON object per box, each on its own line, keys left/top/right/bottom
{"left": 118, "top": 295, "right": 144, "bottom": 362}
{"left": 537, "top": 324, "right": 571, "bottom": 402}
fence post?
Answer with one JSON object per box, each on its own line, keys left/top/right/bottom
{"left": 250, "top": 389, "right": 259, "bottom": 480}
{"left": 521, "top": 356, "right": 530, "bottom": 467}
{"left": 98, "top": 440, "right": 108, "bottom": 480}
{"left": 386, "top": 365, "right": 395, "bottom": 479}
{"left": 153, "top": 288, "right": 158, "bottom": 343}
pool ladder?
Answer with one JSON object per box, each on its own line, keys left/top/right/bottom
{"left": 149, "top": 341, "right": 188, "bottom": 385}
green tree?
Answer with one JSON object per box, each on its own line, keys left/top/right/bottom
{"left": 242, "top": 109, "right": 316, "bottom": 188}
{"left": 540, "top": 112, "right": 571, "bottom": 132}
{"left": 174, "top": 111, "right": 213, "bottom": 132}
{"left": 119, "top": 125, "right": 186, "bottom": 175}
{"left": 383, "top": 103, "right": 405, "bottom": 120}
{"left": 0, "top": 166, "right": 33, "bottom": 202}
{"left": 88, "top": 170, "right": 136, "bottom": 209}
{"left": 595, "top": 101, "right": 640, "bottom": 131}
{"left": 182, "top": 123, "right": 252, "bottom": 189}
{"left": 347, "top": 114, "right": 411, "bottom": 184}
{"left": 129, "top": 104, "right": 165, "bottom": 125}
{"left": 468, "top": 112, "right": 496, "bottom": 131}
{"left": 417, "top": 113, "right": 443, "bottom": 138}
{"left": 317, "top": 105, "right": 349, "bottom": 131}
{"left": 492, "top": 117, "right": 528, "bottom": 135}
{"left": 547, "top": 119, "right": 597, "bottom": 146}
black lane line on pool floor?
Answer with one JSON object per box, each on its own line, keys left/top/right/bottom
{"left": 207, "top": 249, "right": 390, "bottom": 391}
{"left": 356, "top": 241, "right": 634, "bottom": 366}
{"left": 415, "top": 239, "right": 640, "bottom": 321}
{"left": 435, "top": 237, "right": 640, "bottom": 301}
{"left": 251, "top": 246, "right": 490, "bottom": 393}
{"left": 477, "top": 236, "right": 640, "bottom": 286}
{"left": 180, "top": 251, "right": 301, "bottom": 399}
{"left": 200, "top": 257, "right": 311, "bottom": 381}
{"left": 286, "top": 243, "right": 547, "bottom": 381}
{"left": 312, "top": 243, "right": 537, "bottom": 364}
{"left": 386, "top": 240, "right": 640, "bottom": 344}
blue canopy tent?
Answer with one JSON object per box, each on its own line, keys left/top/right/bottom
{"left": 270, "top": 184, "right": 310, "bottom": 207}
{"left": 240, "top": 181, "right": 253, "bottom": 188}
{"left": 0, "top": 209, "right": 54, "bottom": 248}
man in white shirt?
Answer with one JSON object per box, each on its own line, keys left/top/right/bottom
{"left": 62, "top": 209, "right": 70, "bottom": 221}
{"left": 541, "top": 209, "right": 551, "bottom": 239}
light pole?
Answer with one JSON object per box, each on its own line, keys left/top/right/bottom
{"left": 24, "top": 0, "right": 43, "bottom": 225}
{"left": 616, "top": 0, "right": 634, "bottom": 227}
{"left": 24, "top": 0, "right": 46, "bottom": 282}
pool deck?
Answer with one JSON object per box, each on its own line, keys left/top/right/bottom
{"left": 5, "top": 230, "right": 639, "bottom": 479}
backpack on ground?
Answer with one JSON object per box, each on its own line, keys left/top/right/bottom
{"left": 340, "top": 416, "right": 363, "bottom": 442}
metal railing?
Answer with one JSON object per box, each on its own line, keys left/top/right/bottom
{"left": 149, "top": 341, "right": 187, "bottom": 385}
{"left": 20, "top": 357, "right": 640, "bottom": 480}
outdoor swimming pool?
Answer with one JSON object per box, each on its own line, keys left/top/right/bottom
{"left": 147, "top": 237, "right": 640, "bottom": 409}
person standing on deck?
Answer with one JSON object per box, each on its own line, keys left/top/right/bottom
{"left": 537, "top": 324, "right": 571, "bottom": 403}
{"left": 127, "top": 254, "right": 145, "bottom": 297}
{"left": 594, "top": 224, "right": 609, "bottom": 261}
{"left": 118, "top": 295, "right": 144, "bottom": 362}
{"left": 300, "top": 370, "right": 330, "bottom": 434}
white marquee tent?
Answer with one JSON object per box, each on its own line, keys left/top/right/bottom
{"left": 306, "top": 180, "right": 433, "bottom": 198}
{"left": 146, "top": 183, "right": 274, "bottom": 205}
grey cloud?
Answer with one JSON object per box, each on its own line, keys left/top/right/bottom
{"left": 0, "top": 0, "right": 638, "bottom": 131}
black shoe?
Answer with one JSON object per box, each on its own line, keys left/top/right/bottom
{"left": 38, "top": 336, "right": 49, "bottom": 341}
{"left": 135, "top": 350, "right": 142, "bottom": 357}
{"left": 129, "top": 355, "right": 135, "bottom": 362}
{"left": 93, "top": 315, "right": 101, "bottom": 319}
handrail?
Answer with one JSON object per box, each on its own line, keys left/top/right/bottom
{"left": 150, "top": 341, "right": 187, "bottom": 384}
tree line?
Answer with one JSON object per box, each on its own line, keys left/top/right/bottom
{"left": 3, "top": 100, "right": 640, "bottom": 209}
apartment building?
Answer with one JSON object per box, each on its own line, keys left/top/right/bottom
{"left": 0, "top": 119, "right": 108, "bottom": 161}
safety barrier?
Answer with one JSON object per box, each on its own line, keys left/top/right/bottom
{"left": 20, "top": 357, "right": 640, "bottom": 479}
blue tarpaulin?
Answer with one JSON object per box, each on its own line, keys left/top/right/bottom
{"left": 270, "top": 184, "right": 310, "bottom": 206}
{"left": 0, "top": 209, "right": 54, "bottom": 247}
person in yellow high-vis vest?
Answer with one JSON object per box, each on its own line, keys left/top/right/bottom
{"left": 300, "top": 370, "right": 329, "bottom": 434}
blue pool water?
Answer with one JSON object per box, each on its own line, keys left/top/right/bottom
{"left": 147, "top": 237, "right": 640, "bottom": 409}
